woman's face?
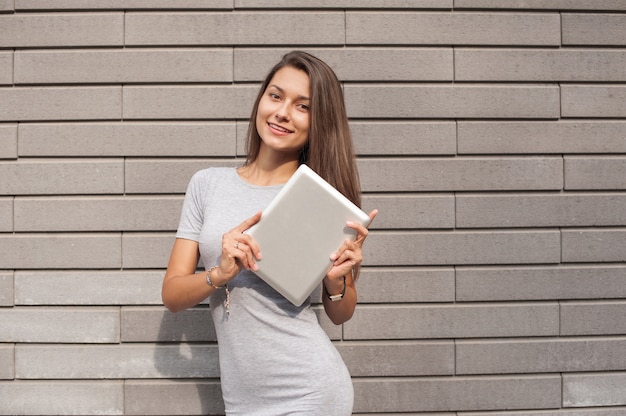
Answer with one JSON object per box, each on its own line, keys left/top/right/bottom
{"left": 255, "top": 66, "right": 311, "bottom": 159}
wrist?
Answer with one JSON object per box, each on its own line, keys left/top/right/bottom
{"left": 205, "top": 266, "right": 224, "bottom": 289}
{"left": 324, "top": 276, "right": 346, "bottom": 301}
{"left": 205, "top": 266, "right": 231, "bottom": 316}
{"left": 323, "top": 275, "right": 343, "bottom": 292}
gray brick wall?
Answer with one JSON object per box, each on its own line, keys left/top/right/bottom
{"left": 0, "top": 2, "right": 625, "bottom": 415}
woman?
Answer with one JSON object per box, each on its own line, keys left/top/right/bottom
{"left": 162, "top": 51, "right": 377, "bottom": 415}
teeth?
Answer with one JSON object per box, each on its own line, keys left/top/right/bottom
{"left": 270, "top": 123, "right": 292, "bottom": 133}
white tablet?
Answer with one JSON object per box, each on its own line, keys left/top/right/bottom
{"left": 246, "top": 164, "right": 371, "bottom": 306}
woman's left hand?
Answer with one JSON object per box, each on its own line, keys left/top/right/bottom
{"left": 325, "top": 209, "right": 378, "bottom": 282}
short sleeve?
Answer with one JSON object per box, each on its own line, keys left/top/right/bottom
{"left": 175, "top": 170, "right": 207, "bottom": 241}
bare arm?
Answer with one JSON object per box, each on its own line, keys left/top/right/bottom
{"left": 322, "top": 209, "right": 377, "bottom": 325}
{"left": 162, "top": 238, "right": 214, "bottom": 313}
{"left": 162, "top": 212, "right": 263, "bottom": 313}
{"left": 322, "top": 271, "right": 357, "bottom": 325}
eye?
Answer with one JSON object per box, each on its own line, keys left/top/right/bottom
{"left": 297, "top": 103, "right": 310, "bottom": 112}
{"left": 269, "top": 92, "right": 281, "bottom": 101}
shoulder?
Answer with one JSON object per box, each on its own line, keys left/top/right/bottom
{"left": 185, "top": 167, "right": 240, "bottom": 199}
{"left": 189, "top": 166, "right": 236, "bottom": 185}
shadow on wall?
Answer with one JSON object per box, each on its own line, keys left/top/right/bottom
{"left": 153, "top": 307, "right": 225, "bottom": 415}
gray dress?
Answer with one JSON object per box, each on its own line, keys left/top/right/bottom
{"left": 176, "top": 167, "right": 354, "bottom": 415}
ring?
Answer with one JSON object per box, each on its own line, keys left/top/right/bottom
{"left": 234, "top": 241, "right": 239, "bottom": 249}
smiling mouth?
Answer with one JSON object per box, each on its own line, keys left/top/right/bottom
{"left": 268, "top": 122, "right": 294, "bottom": 134}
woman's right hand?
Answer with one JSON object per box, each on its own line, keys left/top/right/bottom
{"left": 213, "top": 211, "right": 263, "bottom": 286}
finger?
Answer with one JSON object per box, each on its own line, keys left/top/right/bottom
{"left": 368, "top": 209, "right": 379, "bottom": 223}
{"left": 330, "top": 239, "right": 351, "bottom": 262}
{"left": 327, "top": 256, "right": 359, "bottom": 280}
{"left": 237, "top": 233, "right": 262, "bottom": 261}
{"left": 346, "top": 209, "right": 378, "bottom": 244}
{"left": 331, "top": 240, "right": 362, "bottom": 265}
{"left": 227, "top": 211, "right": 263, "bottom": 264}
{"left": 232, "top": 211, "right": 262, "bottom": 233}
{"left": 335, "top": 248, "right": 362, "bottom": 267}
{"left": 232, "top": 240, "right": 259, "bottom": 271}
{"left": 346, "top": 221, "right": 369, "bottom": 245}
{"left": 220, "top": 234, "right": 243, "bottom": 275}
{"left": 219, "top": 250, "right": 240, "bottom": 280}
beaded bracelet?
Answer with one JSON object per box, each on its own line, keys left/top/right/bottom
{"left": 205, "top": 266, "right": 222, "bottom": 289}
{"left": 205, "top": 266, "right": 230, "bottom": 315}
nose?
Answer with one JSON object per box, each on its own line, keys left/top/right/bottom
{"left": 274, "top": 102, "right": 290, "bottom": 122}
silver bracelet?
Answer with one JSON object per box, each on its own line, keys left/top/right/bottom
{"left": 205, "top": 266, "right": 222, "bottom": 289}
{"left": 206, "top": 266, "right": 231, "bottom": 316}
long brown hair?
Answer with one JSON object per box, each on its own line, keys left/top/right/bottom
{"left": 245, "top": 51, "right": 362, "bottom": 209}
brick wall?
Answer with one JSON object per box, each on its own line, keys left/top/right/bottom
{"left": 1, "top": 1, "right": 626, "bottom": 415}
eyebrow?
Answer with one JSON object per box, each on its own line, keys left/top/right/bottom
{"left": 269, "top": 84, "right": 310, "bottom": 101}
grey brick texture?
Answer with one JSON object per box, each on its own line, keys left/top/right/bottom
{"left": 0, "top": 52, "right": 11, "bottom": 85}
{"left": 0, "top": 3, "right": 625, "bottom": 416}
{"left": 0, "top": 198, "right": 12, "bottom": 232}
{"left": 0, "top": 272, "right": 13, "bottom": 306}
{"left": 0, "top": 1, "right": 13, "bottom": 12}
{"left": 0, "top": 124, "right": 17, "bottom": 159}
{"left": 15, "top": 49, "right": 234, "bottom": 84}
{"left": 19, "top": 122, "right": 238, "bottom": 157}
{"left": 0, "top": 87, "right": 122, "bottom": 121}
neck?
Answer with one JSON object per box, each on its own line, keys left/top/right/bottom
{"left": 238, "top": 159, "right": 299, "bottom": 186}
